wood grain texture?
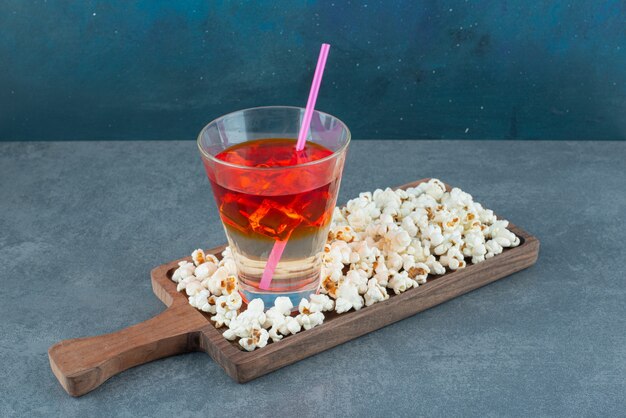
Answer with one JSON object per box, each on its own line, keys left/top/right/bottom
{"left": 49, "top": 179, "right": 540, "bottom": 396}
{"left": 48, "top": 302, "right": 207, "bottom": 397}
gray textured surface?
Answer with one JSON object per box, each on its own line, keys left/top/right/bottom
{"left": 1, "top": 140, "right": 624, "bottom": 417}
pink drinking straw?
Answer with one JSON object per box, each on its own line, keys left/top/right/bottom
{"left": 258, "top": 43, "right": 331, "bottom": 291}
{"left": 296, "top": 43, "right": 331, "bottom": 151}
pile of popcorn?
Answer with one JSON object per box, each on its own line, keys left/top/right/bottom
{"left": 171, "top": 179, "right": 520, "bottom": 351}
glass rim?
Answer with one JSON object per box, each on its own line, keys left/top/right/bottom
{"left": 197, "top": 105, "right": 351, "bottom": 171}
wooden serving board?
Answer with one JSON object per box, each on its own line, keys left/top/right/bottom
{"left": 49, "top": 179, "right": 540, "bottom": 397}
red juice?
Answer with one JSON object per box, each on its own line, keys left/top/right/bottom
{"left": 211, "top": 138, "right": 336, "bottom": 241}
{"left": 203, "top": 138, "right": 345, "bottom": 300}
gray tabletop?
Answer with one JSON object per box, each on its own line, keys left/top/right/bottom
{"left": 1, "top": 140, "right": 624, "bottom": 417}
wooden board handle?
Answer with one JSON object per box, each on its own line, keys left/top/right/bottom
{"left": 48, "top": 303, "right": 206, "bottom": 397}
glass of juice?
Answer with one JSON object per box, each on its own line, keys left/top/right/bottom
{"left": 197, "top": 106, "right": 350, "bottom": 308}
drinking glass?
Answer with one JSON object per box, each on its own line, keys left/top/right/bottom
{"left": 198, "top": 106, "right": 350, "bottom": 307}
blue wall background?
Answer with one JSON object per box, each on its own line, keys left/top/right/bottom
{"left": 1, "top": 0, "right": 625, "bottom": 141}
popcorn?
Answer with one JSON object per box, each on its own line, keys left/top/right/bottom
{"left": 379, "top": 212, "right": 395, "bottom": 227}
{"left": 277, "top": 316, "right": 302, "bottom": 336}
{"left": 395, "top": 188, "right": 409, "bottom": 200}
{"left": 485, "top": 239, "right": 504, "bottom": 259}
{"left": 263, "top": 307, "right": 287, "bottom": 329}
{"left": 296, "top": 299, "right": 325, "bottom": 330}
{"left": 441, "top": 187, "right": 473, "bottom": 209}
{"left": 329, "top": 225, "right": 356, "bottom": 243}
{"left": 335, "top": 280, "right": 364, "bottom": 313}
{"left": 268, "top": 326, "right": 284, "bottom": 343}
{"left": 470, "top": 254, "right": 486, "bottom": 264}
{"left": 238, "top": 299, "right": 265, "bottom": 326}
{"left": 441, "top": 216, "right": 462, "bottom": 234}
{"left": 263, "top": 315, "right": 287, "bottom": 342}
{"left": 220, "top": 256, "right": 238, "bottom": 276}
{"left": 345, "top": 269, "right": 368, "bottom": 294}
{"left": 423, "top": 178, "right": 446, "bottom": 199}
{"left": 171, "top": 261, "right": 195, "bottom": 283}
{"left": 385, "top": 251, "right": 404, "bottom": 272}
{"left": 309, "top": 294, "right": 335, "bottom": 312}
{"left": 485, "top": 220, "right": 521, "bottom": 248}
{"left": 425, "top": 255, "right": 446, "bottom": 275}
{"left": 321, "top": 258, "right": 343, "bottom": 282}
{"left": 189, "top": 289, "right": 217, "bottom": 314}
{"left": 184, "top": 279, "right": 204, "bottom": 296}
{"left": 203, "top": 267, "right": 226, "bottom": 295}
{"left": 474, "top": 203, "right": 497, "bottom": 225}
{"left": 173, "top": 178, "right": 523, "bottom": 351}
{"left": 373, "top": 255, "right": 390, "bottom": 286}
{"left": 220, "top": 275, "right": 237, "bottom": 295}
{"left": 239, "top": 327, "right": 269, "bottom": 351}
{"left": 211, "top": 293, "right": 242, "bottom": 328}
{"left": 463, "top": 230, "right": 487, "bottom": 264}
{"left": 191, "top": 249, "right": 206, "bottom": 266}
{"left": 203, "top": 267, "right": 237, "bottom": 296}
{"left": 358, "top": 191, "right": 373, "bottom": 201}
{"left": 407, "top": 238, "right": 430, "bottom": 262}
{"left": 331, "top": 206, "right": 348, "bottom": 226}
{"left": 344, "top": 193, "right": 380, "bottom": 230}
{"left": 401, "top": 254, "right": 416, "bottom": 272}
{"left": 261, "top": 298, "right": 292, "bottom": 342}
{"left": 353, "top": 240, "right": 379, "bottom": 261}
{"left": 176, "top": 275, "right": 197, "bottom": 292}
{"left": 406, "top": 262, "right": 430, "bottom": 284}
{"left": 399, "top": 199, "right": 418, "bottom": 218}
{"left": 321, "top": 275, "right": 339, "bottom": 298}
{"left": 326, "top": 240, "right": 353, "bottom": 265}
{"left": 433, "top": 240, "right": 452, "bottom": 256}
{"left": 346, "top": 207, "right": 372, "bottom": 232}
{"left": 388, "top": 270, "right": 415, "bottom": 294}
{"left": 211, "top": 310, "right": 236, "bottom": 328}
{"left": 414, "top": 192, "right": 439, "bottom": 209}
{"left": 272, "top": 296, "right": 294, "bottom": 315}
{"left": 364, "top": 278, "right": 389, "bottom": 306}
{"left": 401, "top": 216, "right": 418, "bottom": 237}
{"left": 297, "top": 298, "right": 318, "bottom": 314}
{"left": 373, "top": 187, "right": 402, "bottom": 211}
{"left": 220, "top": 246, "right": 233, "bottom": 260}
{"left": 384, "top": 228, "right": 412, "bottom": 254}
{"left": 297, "top": 311, "right": 325, "bottom": 330}
{"left": 439, "top": 245, "right": 466, "bottom": 270}
{"left": 225, "top": 291, "right": 243, "bottom": 311}
{"left": 194, "top": 261, "right": 218, "bottom": 279}
{"left": 364, "top": 220, "right": 388, "bottom": 240}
